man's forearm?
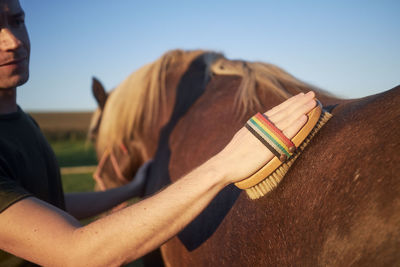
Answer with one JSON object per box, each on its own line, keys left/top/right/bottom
{"left": 72, "top": 157, "right": 227, "bottom": 266}
{"left": 65, "top": 160, "right": 150, "bottom": 219}
{"left": 65, "top": 185, "right": 135, "bottom": 219}
{"left": 1, "top": 157, "right": 227, "bottom": 266}
{"left": 0, "top": 93, "right": 316, "bottom": 266}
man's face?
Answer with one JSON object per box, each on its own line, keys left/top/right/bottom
{"left": 0, "top": 0, "right": 30, "bottom": 90}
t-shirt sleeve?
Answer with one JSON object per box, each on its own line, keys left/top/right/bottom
{"left": 0, "top": 174, "right": 32, "bottom": 213}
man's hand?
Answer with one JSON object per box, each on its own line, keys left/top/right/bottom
{"left": 127, "top": 160, "right": 153, "bottom": 197}
{"left": 214, "top": 91, "right": 317, "bottom": 185}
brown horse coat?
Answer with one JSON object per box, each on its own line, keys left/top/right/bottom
{"left": 162, "top": 77, "right": 400, "bottom": 266}
{"left": 91, "top": 50, "right": 400, "bottom": 266}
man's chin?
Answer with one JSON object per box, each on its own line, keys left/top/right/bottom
{"left": 17, "top": 73, "right": 29, "bottom": 87}
{"left": 0, "top": 73, "right": 29, "bottom": 89}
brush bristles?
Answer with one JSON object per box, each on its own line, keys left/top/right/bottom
{"left": 245, "top": 111, "right": 332, "bottom": 200}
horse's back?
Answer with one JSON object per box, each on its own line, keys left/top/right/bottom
{"left": 164, "top": 82, "right": 400, "bottom": 267}
{"left": 311, "top": 85, "right": 400, "bottom": 266}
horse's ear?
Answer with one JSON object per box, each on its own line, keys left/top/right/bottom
{"left": 92, "top": 77, "right": 108, "bottom": 110}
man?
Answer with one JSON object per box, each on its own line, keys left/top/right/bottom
{"left": 0, "top": 0, "right": 316, "bottom": 266}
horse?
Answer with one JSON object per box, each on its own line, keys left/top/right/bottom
{"left": 89, "top": 49, "right": 400, "bottom": 266}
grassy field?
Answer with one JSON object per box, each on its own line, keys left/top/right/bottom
{"left": 30, "top": 111, "right": 93, "bottom": 141}
{"left": 51, "top": 140, "right": 97, "bottom": 167}
{"left": 49, "top": 139, "right": 97, "bottom": 192}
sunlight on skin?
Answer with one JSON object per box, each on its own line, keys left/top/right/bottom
{"left": 0, "top": 91, "right": 317, "bottom": 266}
{"left": 0, "top": 0, "right": 30, "bottom": 114}
{"left": 216, "top": 91, "right": 316, "bottom": 185}
{"left": 0, "top": 2, "right": 321, "bottom": 265}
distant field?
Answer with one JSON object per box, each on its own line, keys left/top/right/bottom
{"left": 29, "top": 111, "right": 94, "bottom": 141}
{"left": 51, "top": 139, "right": 97, "bottom": 167}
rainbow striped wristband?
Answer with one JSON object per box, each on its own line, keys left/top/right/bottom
{"left": 245, "top": 112, "right": 296, "bottom": 162}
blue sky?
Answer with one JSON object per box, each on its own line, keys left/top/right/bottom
{"left": 18, "top": 0, "right": 400, "bottom": 111}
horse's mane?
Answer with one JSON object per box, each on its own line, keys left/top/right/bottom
{"left": 96, "top": 49, "right": 326, "bottom": 156}
{"left": 96, "top": 50, "right": 206, "bottom": 154}
{"left": 210, "top": 58, "right": 326, "bottom": 115}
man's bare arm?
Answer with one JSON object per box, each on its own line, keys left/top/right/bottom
{"left": 0, "top": 158, "right": 226, "bottom": 266}
{"left": 64, "top": 161, "right": 151, "bottom": 220}
{"left": 0, "top": 92, "right": 316, "bottom": 266}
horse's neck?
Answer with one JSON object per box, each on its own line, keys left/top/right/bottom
{"left": 140, "top": 125, "right": 166, "bottom": 161}
{"left": 141, "top": 94, "right": 177, "bottom": 161}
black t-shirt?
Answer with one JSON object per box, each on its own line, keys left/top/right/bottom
{"left": 0, "top": 107, "right": 65, "bottom": 266}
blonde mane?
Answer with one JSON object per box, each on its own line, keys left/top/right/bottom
{"left": 96, "top": 50, "right": 206, "bottom": 155}
{"left": 210, "top": 58, "right": 322, "bottom": 115}
{"left": 95, "top": 49, "right": 323, "bottom": 157}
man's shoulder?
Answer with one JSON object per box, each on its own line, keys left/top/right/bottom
{"left": 17, "top": 107, "right": 40, "bottom": 128}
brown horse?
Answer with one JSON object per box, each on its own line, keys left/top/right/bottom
{"left": 89, "top": 49, "right": 400, "bottom": 266}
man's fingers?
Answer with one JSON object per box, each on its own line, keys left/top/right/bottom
{"left": 268, "top": 91, "right": 315, "bottom": 123}
{"left": 265, "top": 92, "right": 305, "bottom": 117}
{"left": 274, "top": 98, "right": 316, "bottom": 130}
{"left": 282, "top": 114, "right": 308, "bottom": 139}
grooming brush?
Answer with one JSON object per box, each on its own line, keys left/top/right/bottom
{"left": 235, "top": 101, "right": 332, "bottom": 200}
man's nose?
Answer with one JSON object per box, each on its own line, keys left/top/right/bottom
{"left": 0, "top": 28, "right": 22, "bottom": 51}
